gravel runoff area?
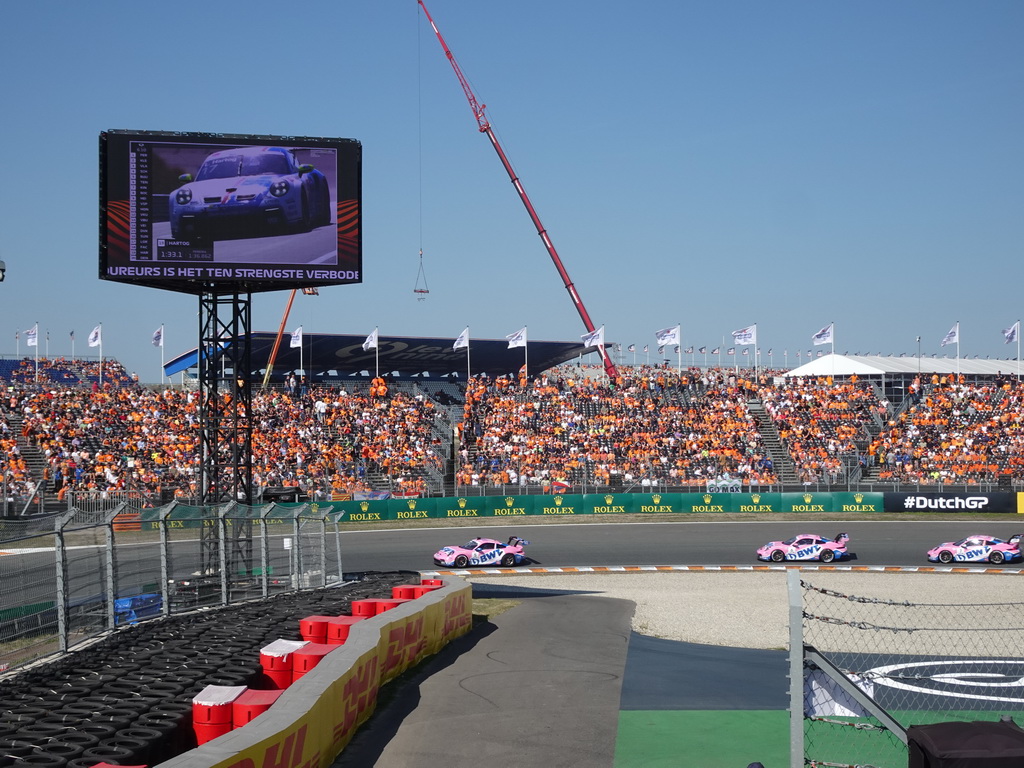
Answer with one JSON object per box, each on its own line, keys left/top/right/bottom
{"left": 468, "top": 570, "right": 1024, "bottom": 653}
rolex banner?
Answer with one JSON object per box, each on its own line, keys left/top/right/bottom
{"left": 322, "top": 491, "right": 888, "bottom": 520}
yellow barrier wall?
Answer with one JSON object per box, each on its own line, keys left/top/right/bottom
{"left": 154, "top": 577, "right": 472, "bottom": 768}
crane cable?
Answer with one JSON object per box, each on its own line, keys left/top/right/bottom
{"left": 413, "top": 7, "right": 430, "bottom": 299}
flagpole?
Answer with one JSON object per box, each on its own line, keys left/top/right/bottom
{"left": 956, "top": 320, "right": 960, "bottom": 377}
{"left": 375, "top": 327, "right": 379, "bottom": 379}
{"left": 45, "top": 330, "right": 49, "bottom": 360}
{"left": 300, "top": 328, "right": 304, "bottom": 380}
{"left": 831, "top": 321, "right": 835, "bottom": 381}
{"left": 1017, "top": 320, "right": 1021, "bottom": 381}
{"left": 161, "top": 325, "right": 165, "bottom": 385}
{"left": 524, "top": 329, "right": 529, "bottom": 379}
{"left": 99, "top": 325, "right": 104, "bottom": 389}
{"left": 34, "top": 322, "right": 38, "bottom": 384}
{"left": 466, "top": 328, "right": 471, "bottom": 382}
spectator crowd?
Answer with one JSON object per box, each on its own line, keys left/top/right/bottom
{"left": 3, "top": 358, "right": 1024, "bottom": 507}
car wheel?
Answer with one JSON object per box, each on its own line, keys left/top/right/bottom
{"left": 820, "top": 549, "right": 835, "bottom": 563}
{"left": 770, "top": 550, "right": 785, "bottom": 562}
{"left": 938, "top": 550, "right": 954, "bottom": 564}
{"left": 990, "top": 551, "right": 1005, "bottom": 565}
{"left": 453, "top": 555, "right": 468, "bottom": 568}
{"left": 500, "top": 554, "right": 516, "bottom": 567}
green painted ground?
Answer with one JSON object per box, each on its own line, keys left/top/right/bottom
{"left": 614, "top": 711, "right": 789, "bottom": 768}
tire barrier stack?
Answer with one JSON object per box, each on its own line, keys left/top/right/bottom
{"left": 0, "top": 571, "right": 419, "bottom": 768}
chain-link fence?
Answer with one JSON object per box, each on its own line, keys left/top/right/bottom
{"left": 793, "top": 572, "right": 1024, "bottom": 768}
{"left": 0, "top": 501, "right": 344, "bottom": 672}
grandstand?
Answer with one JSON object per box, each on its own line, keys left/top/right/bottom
{"left": 2, "top": 353, "right": 1022, "bottom": 515}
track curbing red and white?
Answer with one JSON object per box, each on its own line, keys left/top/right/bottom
{"left": 422, "top": 564, "right": 1024, "bottom": 577}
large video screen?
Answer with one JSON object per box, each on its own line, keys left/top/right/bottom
{"left": 100, "top": 130, "right": 361, "bottom": 294}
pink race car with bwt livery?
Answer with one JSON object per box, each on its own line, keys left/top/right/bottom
{"left": 757, "top": 533, "right": 850, "bottom": 563}
{"left": 433, "top": 536, "right": 530, "bottom": 568}
{"left": 927, "top": 534, "right": 1022, "bottom": 565}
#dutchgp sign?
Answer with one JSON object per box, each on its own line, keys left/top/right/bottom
{"left": 883, "top": 492, "right": 1017, "bottom": 514}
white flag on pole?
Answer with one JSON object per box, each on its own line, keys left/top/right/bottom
{"left": 453, "top": 327, "right": 470, "bottom": 350}
{"left": 811, "top": 323, "right": 834, "bottom": 346}
{"left": 88, "top": 325, "right": 102, "bottom": 348}
{"left": 731, "top": 324, "right": 756, "bottom": 345}
{"left": 506, "top": 327, "right": 527, "bottom": 349}
{"left": 25, "top": 324, "right": 38, "bottom": 348}
{"left": 1003, "top": 321, "right": 1019, "bottom": 345}
{"left": 654, "top": 325, "right": 680, "bottom": 347}
{"left": 290, "top": 326, "right": 303, "bottom": 348}
{"left": 940, "top": 322, "right": 959, "bottom": 347}
{"left": 581, "top": 326, "right": 604, "bottom": 348}
{"left": 362, "top": 328, "right": 378, "bottom": 351}
{"left": 152, "top": 326, "right": 164, "bottom": 348}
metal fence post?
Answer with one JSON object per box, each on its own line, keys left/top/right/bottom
{"left": 158, "top": 501, "right": 176, "bottom": 617}
{"left": 54, "top": 513, "right": 69, "bottom": 653}
{"left": 217, "top": 502, "right": 232, "bottom": 607}
{"left": 104, "top": 512, "right": 117, "bottom": 632}
{"left": 318, "top": 509, "right": 327, "bottom": 589}
{"left": 292, "top": 507, "right": 301, "bottom": 592}
{"left": 259, "top": 502, "right": 273, "bottom": 599}
{"left": 788, "top": 569, "right": 803, "bottom": 768}
{"left": 333, "top": 515, "right": 343, "bottom": 581}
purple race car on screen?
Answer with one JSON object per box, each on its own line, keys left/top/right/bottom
{"left": 757, "top": 533, "right": 850, "bottom": 563}
{"left": 927, "top": 534, "right": 1022, "bottom": 565}
{"left": 433, "top": 536, "right": 530, "bottom": 568}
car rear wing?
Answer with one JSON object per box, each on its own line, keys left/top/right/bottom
{"left": 834, "top": 532, "right": 850, "bottom": 543}
{"left": 1009, "top": 534, "right": 1022, "bottom": 547}
{"left": 507, "top": 536, "right": 531, "bottom": 547}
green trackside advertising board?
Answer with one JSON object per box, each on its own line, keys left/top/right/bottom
{"left": 586, "top": 493, "right": 641, "bottom": 515}
{"left": 484, "top": 495, "right": 537, "bottom": 518}
{"left": 312, "top": 492, "right": 887, "bottom": 520}
{"left": 388, "top": 496, "right": 438, "bottom": 521}
{"left": 135, "top": 492, "right": 887, "bottom": 526}
{"left": 331, "top": 498, "right": 393, "bottom": 522}
{"left": 535, "top": 493, "right": 587, "bottom": 517}
{"left": 832, "top": 492, "right": 884, "bottom": 513}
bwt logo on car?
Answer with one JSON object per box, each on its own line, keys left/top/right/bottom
{"left": 903, "top": 496, "right": 990, "bottom": 510}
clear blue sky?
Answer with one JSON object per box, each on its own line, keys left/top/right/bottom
{"left": 1, "top": 1, "right": 1022, "bottom": 381}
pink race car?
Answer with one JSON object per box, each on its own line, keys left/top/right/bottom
{"left": 757, "top": 533, "right": 850, "bottom": 563}
{"left": 927, "top": 534, "right": 1022, "bottom": 565}
{"left": 433, "top": 536, "right": 530, "bottom": 568}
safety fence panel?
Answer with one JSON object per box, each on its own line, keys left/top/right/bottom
{"left": 58, "top": 509, "right": 109, "bottom": 653}
{"left": 0, "top": 515, "right": 62, "bottom": 670}
{"left": 110, "top": 507, "right": 163, "bottom": 624}
{"left": 798, "top": 574, "right": 1024, "bottom": 768}
{"left": 296, "top": 510, "right": 326, "bottom": 590}
{"left": 161, "top": 504, "right": 222, "bottom": 614}
{"left": 223, "top": 504, "right": 264, "bottom": 604}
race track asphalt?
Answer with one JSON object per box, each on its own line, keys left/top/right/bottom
{"left": 332, "top": 582, "right": 789, "bottom": 768}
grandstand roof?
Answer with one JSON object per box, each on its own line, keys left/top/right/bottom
{"left": 164, "top": 332, "right": 598, "bottom": 381}
{"left": 785, "top": 353, "right": 1023, "bottom": 378}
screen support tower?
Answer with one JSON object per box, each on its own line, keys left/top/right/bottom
{"left": 198, "top": 291, "right": 254, "bottom": 580}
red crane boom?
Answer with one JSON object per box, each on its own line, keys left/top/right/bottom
{"left": 418, "top": 0, "right": 618, "bottom": 379}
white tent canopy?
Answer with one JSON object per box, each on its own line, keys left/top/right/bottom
{"left": 783, "top": 354, "right": 1021, "bottom": 378}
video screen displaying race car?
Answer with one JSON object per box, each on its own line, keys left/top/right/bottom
{"left": 757, "top": 533, "right": 850, "bottom": 563}
{"left": 433, "top": 536, "right": 531, "bottom": 568}
{"left": 927, "top": 534, "right": 1022, "bottom": 564}
{"left": 99, "top": 129, "right": 362, "bottom": 294}
{"left": 168, "top": 146, "right": 332, "bottom": 241}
